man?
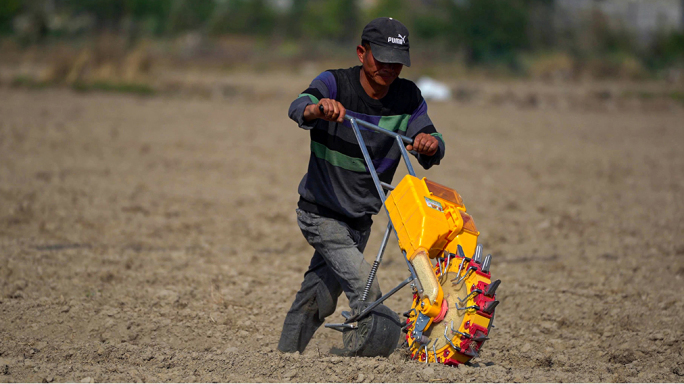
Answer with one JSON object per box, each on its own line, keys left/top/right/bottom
{"left": 278, "top": 17, "right": 445, "bottom": 354}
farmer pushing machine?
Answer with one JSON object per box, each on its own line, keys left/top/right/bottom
{"left": 278, "top": 17, "right": 499, "bottom": 365}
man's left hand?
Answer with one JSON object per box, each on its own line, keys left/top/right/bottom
{"left": 406, "top": 133, "right": 439, "bottom": 156}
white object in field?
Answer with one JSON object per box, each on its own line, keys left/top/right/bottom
{"left": 416, "top": 77, "right": 452, "bottom": 101}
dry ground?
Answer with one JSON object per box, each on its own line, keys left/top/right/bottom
{"left": 1, "top": 75, "right": 683, "bottom": 382}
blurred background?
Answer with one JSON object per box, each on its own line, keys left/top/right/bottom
{"left": 1, "top": 0, "right": 683, "bottom": 101}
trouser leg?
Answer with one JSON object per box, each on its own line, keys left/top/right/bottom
{"left": 277, "top": 210, "right": 381, "bottom": 353}
{"left": 310, "top": 219, "right": 380, "bottom": 312}
{"left": 277, "top": 250, "right": 342, "bottom": 353}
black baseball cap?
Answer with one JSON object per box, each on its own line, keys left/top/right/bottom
{"left": 361, "top": 17, "right": 411, "bottom": 67}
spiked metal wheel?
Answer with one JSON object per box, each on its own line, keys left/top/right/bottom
{"left": 404, "top": 244, "right": 499, "bottom": 365}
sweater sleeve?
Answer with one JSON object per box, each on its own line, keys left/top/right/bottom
{"left": 405, "top": 96, "right": 446, "bottom": 170}
{"left": 287, "top": 71, "right": 337, "bottom": 130}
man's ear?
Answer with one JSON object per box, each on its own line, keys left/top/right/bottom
{"left": 357, "top": 45, "right": 366, "bottom": 64}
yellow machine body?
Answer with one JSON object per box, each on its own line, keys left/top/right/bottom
{"left": 384, "top": 175, "right": 479, "bottom": 317}
{"left": 385, "top": 175, "right": 479, "bottom": 260}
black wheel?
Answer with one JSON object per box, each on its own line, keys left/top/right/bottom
{"left": 342, "top": 304, "right": 402, "bottom": 357}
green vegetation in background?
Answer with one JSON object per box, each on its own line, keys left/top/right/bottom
{"left": 63, "top": 0, "right": 277, "bottom": 37}
{"left": 448, "top": 0, "right": 530, "bottom": 69}
{"left": 363, "top": 0, "right": 549, "bottom": 70}
{"left": 0, "top": 0, "right": 21, "bottom": 35}
{"left": 645, "top": 31, "right": 684, "bottom": 71}
{"left": 167, "top": 0, "right": 213, "bottom": 34}
{"left": 10, "top": 75, "right": 50, "bottom": 89}
{"left": 3, "top": 0, "right": 683, "bottom": 77}
{"left": 207, "top": 0, "right": 275, "bottom": 36}
{"left": 669, "top": 91, "right": 684, "bottom": 104}
{"left": 300, "top": 0, "right": 359, "bottom": 43}
{"left": 366, "top": 0, "right": 410, "bottom": 28}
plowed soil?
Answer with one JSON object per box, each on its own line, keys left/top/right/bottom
{"left": 1, "top": 76, "right": 683, "bottom": 382}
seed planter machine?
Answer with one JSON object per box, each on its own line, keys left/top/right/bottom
{"left": 323, "top": 110, "right": 500, "bottom": 366}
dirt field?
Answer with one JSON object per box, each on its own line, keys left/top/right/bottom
{"left": 1, "top": 75, "right": 683, "bottom": 382}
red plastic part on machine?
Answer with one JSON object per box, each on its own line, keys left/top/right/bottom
{"left": 459, "top": 323, "right": 489, "bottom": 357}
{"left": 463, "top": 256, "right": 491, "bottom": 280}
{"left": 443, "top": 357, "right": 461, "bottom": 366}
{"left": 472, "top": 261, "right": 491, "bottom": 279}
{"left": 433, "top": 298, "right": 449, "bottom": 323}
{"left": 442, "top": 346, "right": 463, "bottom": 366}
{"left": 474, "top": 281, "right": 496, "bottom": 319}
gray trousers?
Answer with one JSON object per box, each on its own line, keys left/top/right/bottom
{"left": 277, "top": 209, "right": 382, "bottom": 353}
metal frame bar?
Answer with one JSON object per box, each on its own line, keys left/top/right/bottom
{"left": 344, "top": 275, "right": 414, "bottom": 324}
{"left": 345, "top": 114, "right": 416, "bottom": 181}
{"left": 396, "top": 135, "right": 416, "bottom": 176}
{"left": 325, "top": 113, "right": 421, "bottom": 326}
{"left": 348, "top": 117, "right": 389, "bottom": 202}
{"left": 346, "top": 115, "right": 413, "bottom": 145}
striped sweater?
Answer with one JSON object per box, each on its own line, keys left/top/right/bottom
{"left": 288, "top": 66, "right": 445, "bottom": 230}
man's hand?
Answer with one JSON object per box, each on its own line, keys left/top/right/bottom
{"left": 303, "top": 98, "right": 346, "bottom": 123}
{"left": 406, "top": 133, "right": 439, "bottom": 156}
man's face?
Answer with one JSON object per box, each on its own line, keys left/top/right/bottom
{"left": 357, "top": 45, "right": 403, "bottom": 87}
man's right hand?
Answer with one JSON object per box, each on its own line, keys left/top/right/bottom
{"left": 303, "top": 98, "right": 346, "bottom": 123}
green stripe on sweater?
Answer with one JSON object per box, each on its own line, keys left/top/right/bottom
{"left": 378, "top": 114, "right": 410, "bottom": 133}
{"left": 310, "top": 141, "right": 366, "bottom": 172}
{"left": 298, "top": 93, "right": 320, "bottom": 104}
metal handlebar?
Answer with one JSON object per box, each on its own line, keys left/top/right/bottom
{"left": 318, "top": 104, "right": 413, "bottom": 144}
{"left": 344, "top": 115, "right": 414, "bottom": 145}
{"left": 317, "top": 104, "right": 416, "bottom": 185}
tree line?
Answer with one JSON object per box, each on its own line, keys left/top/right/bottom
{"left": 1, "top": 0, "right": 682, "bottom": 72}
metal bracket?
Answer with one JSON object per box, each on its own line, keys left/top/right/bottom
{"left": 412, "top": 312, "right": 431, "bottom": 340}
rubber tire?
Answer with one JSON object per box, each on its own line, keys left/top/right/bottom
{"left": 342, "top": 304, "right": 402, "bottom": 357}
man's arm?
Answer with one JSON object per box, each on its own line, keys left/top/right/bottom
{"left": 405, "top": 98, "right": 445, "bottom": 169}
{"left": 288, "top": 71, "right": 344, "bottom": 129}
{"left": 302, "top": 99, "right": 346, "bottom": 123}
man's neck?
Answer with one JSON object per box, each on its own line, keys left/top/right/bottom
{"left": 359, "top": 67, "right": 390, "bottom": 100}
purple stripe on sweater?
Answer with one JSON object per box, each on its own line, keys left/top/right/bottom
{"left": 315, "top": 71, "right": 337, "bottom": 100}
{"left": 342, "top": 111, "right": 382, "bottom": 131}
{"left": 407, "top": 100, "right": 428, "bottom": 127}
{"left": 370, "top": 157, "right": 400, "bottom": 174}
